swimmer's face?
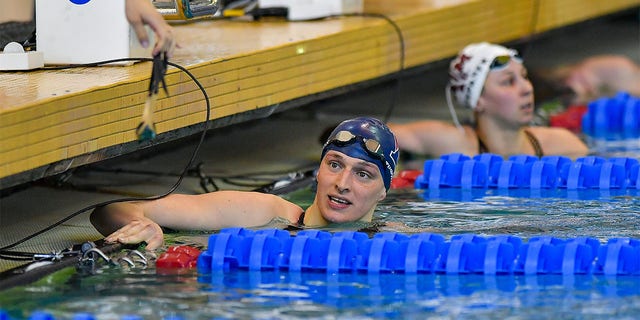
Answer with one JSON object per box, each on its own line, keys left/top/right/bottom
{"left": 477, "top": 60, "right": 535, "bottom": 127}
{"left": 313, "top": 150, "right": 386, "bottom": 224}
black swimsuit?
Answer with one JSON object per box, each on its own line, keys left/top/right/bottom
{"left": 285, "top": 211, "right": 384, "bottom": 235}
{"left": 478, "top": 129, "right": 544, "bottom": 157}
{"left": 296, "top": 211, "right": 306, "bottom": 226}
{"left": 283, "top": 211, "right": 306, "bottom": 231}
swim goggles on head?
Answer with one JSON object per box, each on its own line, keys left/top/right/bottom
{"left": 325, "top": 130, "right": 386, "bottom": 164}
{"left": 490, "top": 54, "right": 523, "bottom": 71}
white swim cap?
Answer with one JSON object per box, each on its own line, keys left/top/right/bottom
{"left": 448, "top": 42, "right": 521, "bottom": 109}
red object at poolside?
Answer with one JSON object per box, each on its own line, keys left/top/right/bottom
{"left": 156, "top": 245, "right": 202, "bottom": 269}
{"left": 549, "top": 105, "right": 587, "bottom": 132}
{"left": 390, "top": 170, "right": 423, "bottom": 189}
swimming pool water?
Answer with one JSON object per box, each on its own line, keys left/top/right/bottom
{"left": 3, "top": 184, "right": 640, "bottom": 319}
{"left": 381, "top": 188, "right": 640, "bottom": 242}
{"left": 4, "top": 262, "right": 640, "bottom": 319}
{"left": 4, "top": 137, "right": 640, "bottom": 319}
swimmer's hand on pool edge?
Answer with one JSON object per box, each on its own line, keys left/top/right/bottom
{"left": 104, "top": 217, "right": 165, "bottom": 251}
{"left": 91, "top": 201, "right": 166, "bottom": 251}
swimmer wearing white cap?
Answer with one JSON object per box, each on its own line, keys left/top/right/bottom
{"left": 389, "top": 42, "right": 588, "bottom": 159}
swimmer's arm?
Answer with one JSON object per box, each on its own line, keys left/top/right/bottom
{"left": 90, "top": 191, "right": 303, "bottom": 249}
{"left": 90, "top": 201, "right": 166, "bottom": 249}
{"left": 388, "top": 120, "right": 469, "bottom": 155}
{"left": 140, "top": 191, "right": 303, "bottom": 229}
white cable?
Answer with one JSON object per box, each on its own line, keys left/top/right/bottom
{"left": 445, "top": 84, "right": 465, "bottom": 134}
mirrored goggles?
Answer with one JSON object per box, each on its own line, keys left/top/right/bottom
{"left": 326, "top": 130, "right": 386, "bottom": 163}
{"left": 489, "top": 54, "right": 523, "bottom": 71}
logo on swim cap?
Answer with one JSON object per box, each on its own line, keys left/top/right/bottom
{"left": 322, "top": 117, "right": 398, "bottom": 190}
{"left": 449, "top": 42, "right": 520, "bottom": 109}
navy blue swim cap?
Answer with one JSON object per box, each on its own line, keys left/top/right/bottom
{"left": 321, "top": 117, "right": 399, "bottom": 190}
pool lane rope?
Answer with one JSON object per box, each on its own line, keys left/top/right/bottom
{"left": 195, "top": 228, "right": 640, "bottom": 276}
{"left": 582, "top": 91, "right": 640, "bottom": 138}
{"left": 402, "top": 92, "right": 640, "bottom": 190}
{"left": 411, "top": 153, "right": 640, "bottom": 190}
{"left": 7, "top": 227, "right": 639, "bottom": 319}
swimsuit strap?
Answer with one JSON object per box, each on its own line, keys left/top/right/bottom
{"left": 524, "top": 129, "right": 544, "bottom": 157}
{"left": 477, "top": 135, "right": 489, "bottom": 154}
{"left": 477, "top": 130, "right": 544, "bottom": 157}
{"left": 296, "top": 210, "right": 306, "bottom": 226}
{"left": 285, "top": 211, "right": 387, "bottom": 234}
{"left": 283, "top": 211, "right": 306, "bottom": 232}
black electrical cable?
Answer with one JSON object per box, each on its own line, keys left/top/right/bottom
{"left": 221, "top": 11, "right": 405, "bottom": 124}
{"left": 0, "top": 251, "right": 36, "bottom": 261}
{"left": 1, "top": 12, "right": 404, "bottom": 258}
{"left": 0, "top": 57, "right": 211, "bottom": 255}
{"left": 341, "top": 13, "right": 405, "bottom": 124}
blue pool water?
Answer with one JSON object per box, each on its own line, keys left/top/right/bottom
{"left": 7, "top": 265, "right": 640, "bottom": 319}
{"left": 3, "top": 138, "right": 640, "bottom": 319}
{"left": 3, "top": 184, "right": 640, "bottom": 319}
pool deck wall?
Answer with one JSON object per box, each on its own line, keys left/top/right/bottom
{"left": 1, "top": 0, "right": 639, "bottom": 189}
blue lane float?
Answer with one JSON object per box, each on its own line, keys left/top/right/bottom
{"left": 414, "top": 153, "right": 640, "bottom": 190}
{"left": 582, "top": 92, "right": 640, "bottom": 138}
{"left": 196, "top": 228, "right": 640, "bottom": 276}
{"left": 6, "top": 230, "right": 640, "bottom": 320}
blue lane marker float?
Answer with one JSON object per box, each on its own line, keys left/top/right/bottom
{"left": 414, "top": 153, "right": 640, "bottom": 190}
{"left": 7, "top": 229, "right": 640, "bottom": 319}
{"left": 196, "top": 228, "right": 640, "bottom": 276}
{"left": 582, "top": 92, "right": 640, "bottom": 138}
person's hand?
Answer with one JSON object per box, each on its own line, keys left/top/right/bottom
{"left": 104, "top": 216, "right": 165, "bottom": 250}
{"left": 125, "top": 0, "right": 177, "bottom": 57}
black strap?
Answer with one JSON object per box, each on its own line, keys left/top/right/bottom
{"left": 283, "top": 211, "right": 306, "bottom": 231}
{"left": 524, "top": 130, "right": 544, "bottom": 157}
{"left": 296, "top": 211, "right": 306, "bottom": 226}
{"left": 478, "top": 135, "right": 489, "bottom": 154}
